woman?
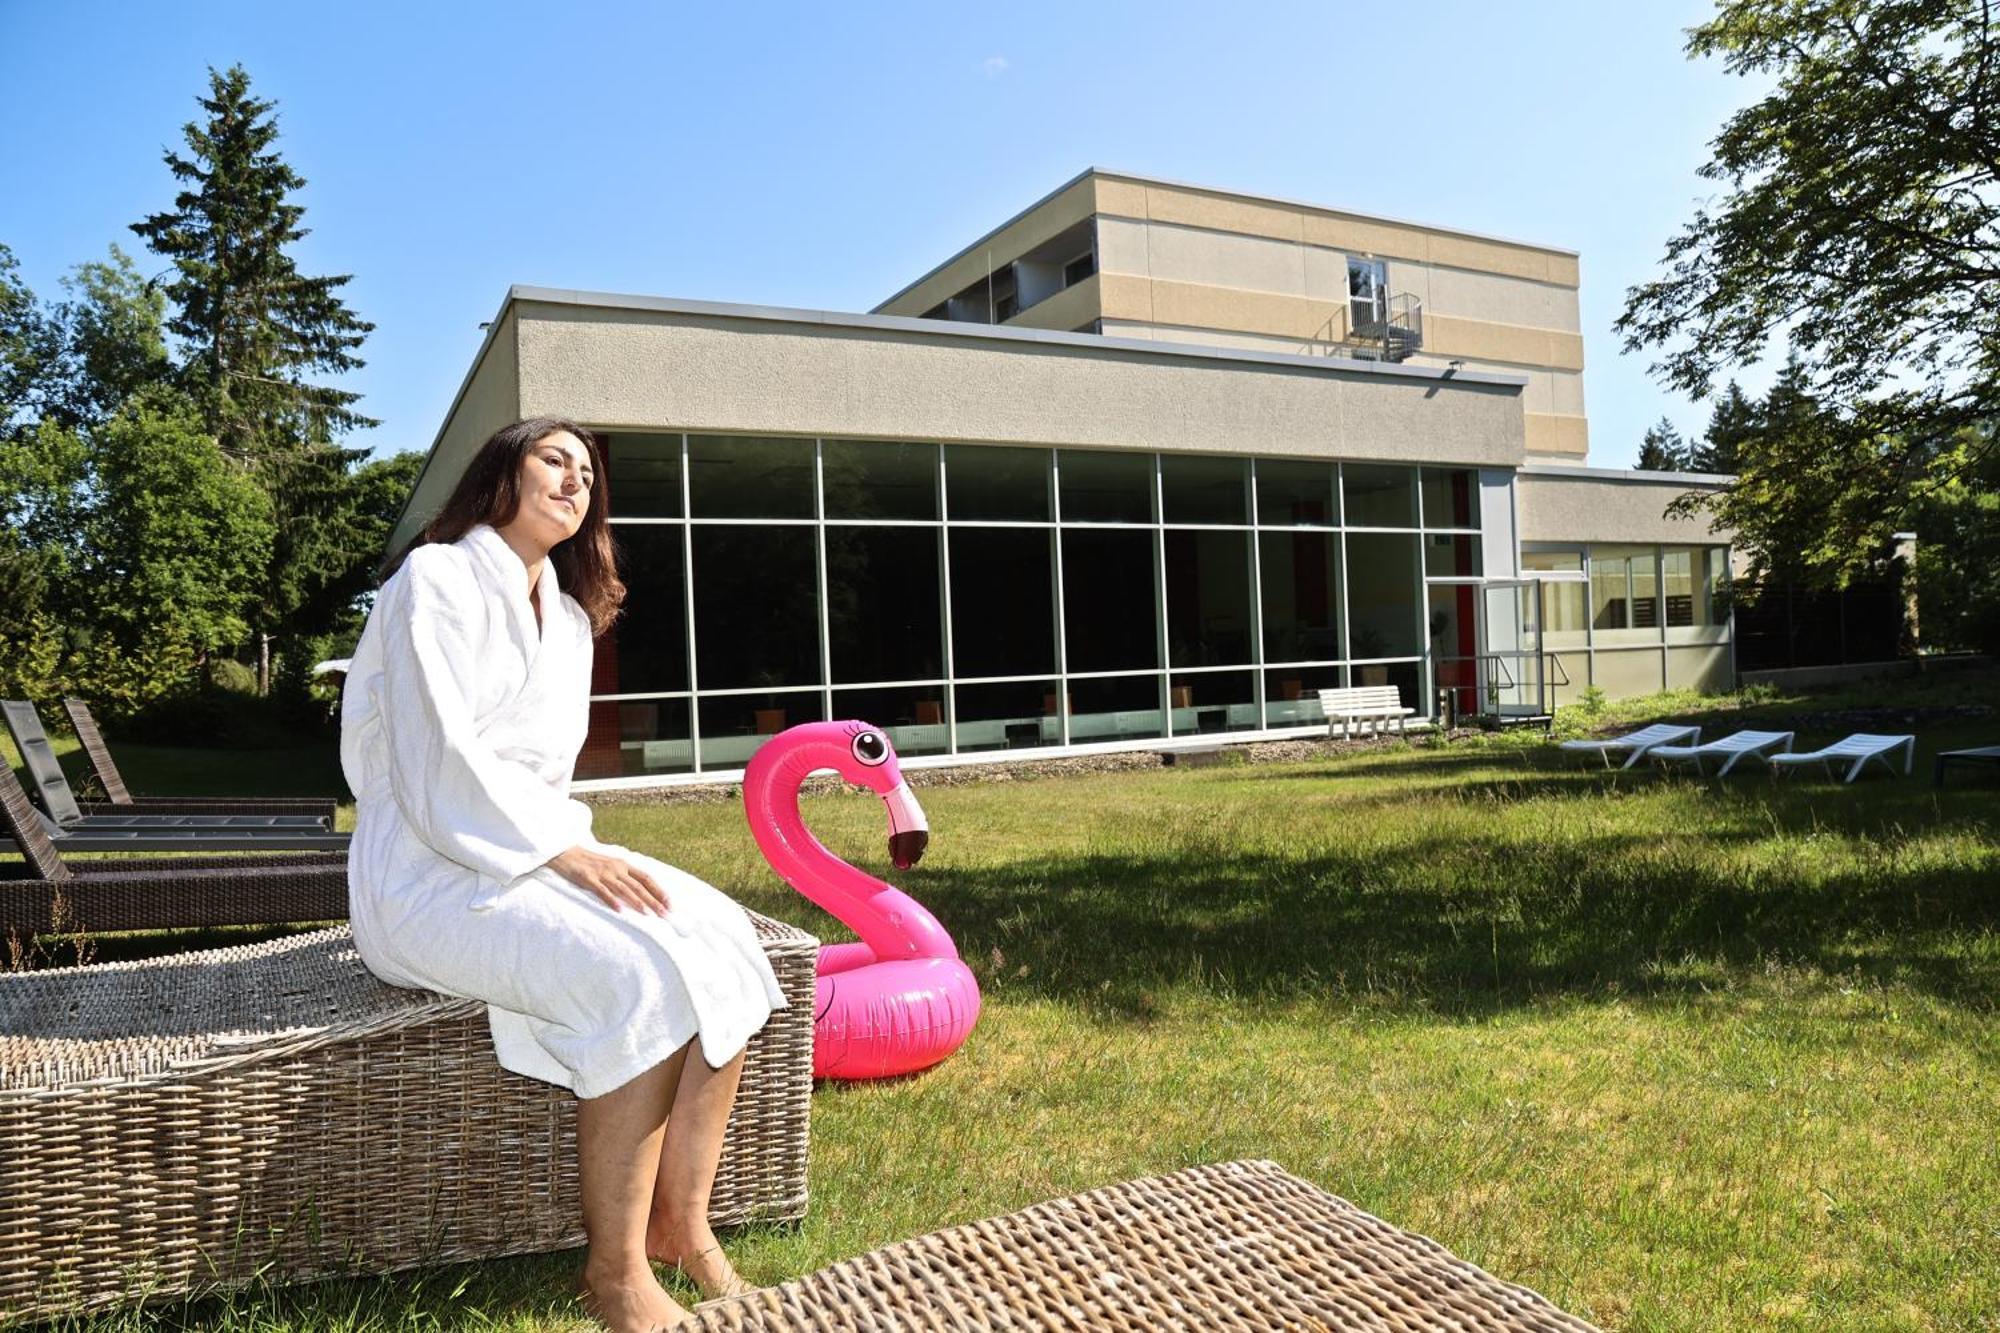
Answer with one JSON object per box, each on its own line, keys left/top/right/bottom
{"left": 341, "top": 417, "right": 785, "bottom": 1332}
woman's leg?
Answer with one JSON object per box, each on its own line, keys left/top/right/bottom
{"left": 645, "top": 1045, "right": 751, "bottom": 1294}
{"left": 579, "top": 1045, "right": 694, "bottom": 1331}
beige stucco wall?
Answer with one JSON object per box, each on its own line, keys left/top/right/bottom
{"left": 1516, "top": 470, "right": 1729, "bottom": 544}
{"left": 480, "top": 297, "right": 1523, "bottom": 479}
{"left": 393, "top": 309, "right": 521, "bottom": 551}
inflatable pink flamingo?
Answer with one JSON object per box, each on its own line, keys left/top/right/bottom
{"left": 743, "top": 721, "right": 981, "bottom": 1079}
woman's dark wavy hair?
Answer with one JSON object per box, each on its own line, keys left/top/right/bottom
{"left": 402, "top": 416, "right": 626, "bottom": 634}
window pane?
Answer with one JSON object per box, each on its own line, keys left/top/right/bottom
{"left": 602, "top": 432, "right": 681, "bottom": 517}
{"left": 697, "top": 690, "right": 827, "bottom": 769}
{"left": 1424, "top": 532, "right": 1482, "bottom": 578}
{"left": 606, "top": 524, "right": 688, "bottom": 693}
{"left": 1663, "top": 548, "right": 1695, "bottom": 627}
{"left": 1066, "top": 673, "right": 1164, "bottom": 742}
{"left": 1256, "top": 459, "right": 1337, "bottom": 526}
{"left": 1345, "top": 532, "right": 1422, "bottom": 657}
{"left": 692, "top": 526, "right": 820, "bottom": 688}
{"left": 577, "top": 698, "right": 692, "bottom": 780}
{"left": 1161, "top": 454, "right": 1247, "bottom": 525}
{"left": 1259, "top": 531, "right": 1343, "bottom": 662}
{"left": 1429, "top": 584, "right": 1478, "bottom": 715}
{"left": 954, "top": 678, "right": 1057, "bottom": 752}
{"left": 688, "top": 434, "right": 815, "bottom": 518}
{"left": 949, "top": 527, "right": 1055, "bottom": 677}
{"left": 1350, "top": 660, "right": 1423, "bottom": 716}
{"left": 946, "top": 445, "right": 1049, "bottom": 521}
{"left": 1166, "top": 530, "right": 1253, "bottom": 667}
{"left": 1170, "top": 670, "right": 1258, "bottom": 734}
{"left": 1523, "top": 550, "right": 1587, "bottom": 648}
{"left": 823, "top": 439, "right": 938, "bottom": 520}
{"left": 1342, "top": 463, "right": 1417, "bottom": 527}
{"left": 1062, "top": 528, "right": 1159, "bottom": 672}
{"left": 1059, "top": 449, "right": 1153, "bottom": 523}
{"left": 827, "top": 527, "right": 943, "bottom": 684}
{"left": 831, "top": 685, "right": 948, "bottom": 757}
{"left": 1264, "top": 664, "right": 1346, "bottom": 728}
{"left": 1707, "top": 549, "right": 1730, "bottom": 627}
{"left": 1420, "top": 468, "right": 1481, "bottom": 529}
{"left": 1593, "top": 544, "right": 1659, "bottom": 644}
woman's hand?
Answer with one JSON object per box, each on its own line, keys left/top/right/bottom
{"left": 547, "top": 846, "right": 671, "bottom": 916}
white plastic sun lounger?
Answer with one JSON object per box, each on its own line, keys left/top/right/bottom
{"left": 1647, "top": 729, "right": 1795, "bottom": 777}
{"left": 1557, "top": 723, "right": 1701, "bottom": 769}
{"left": 1768, "top": 733, "right": 1915, "bottom": 784}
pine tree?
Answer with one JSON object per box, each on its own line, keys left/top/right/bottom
{"left": 1691, "top": 380, "right": 1758, "bottom": 475}
{"left": 1636, "top": 417, "right": 1690, "bottom": 471}
{"left": 131, "top": 65, "right": 381, "bottom": 690}
{"left": 131, "top": 64, "right": 376, "bottom": 459}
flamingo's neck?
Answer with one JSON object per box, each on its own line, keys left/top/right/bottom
{"left": 746, "top": 750, "right": 955, "bottom": 962}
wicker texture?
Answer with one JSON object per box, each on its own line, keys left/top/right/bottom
{"left": 61, "top": 698, "right": 338, "bottom": 820}
{"left": 691, "top": 1160, "right": 1601, "bottom": 1332}
{"left": 1, "top": 764, "right": 349, "bottom": 933}
{"left": 0, "top": 912, "right": 818, "bottom": 1320}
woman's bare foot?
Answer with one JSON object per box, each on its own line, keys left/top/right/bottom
{"left": 646, "top": 1219, "right": 754, "bottom": 1302}
{"left": 580, "top": 1257, "right": 692, "bottom": 1331}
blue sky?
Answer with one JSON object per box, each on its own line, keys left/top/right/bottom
{"left": 0, "top": 1, "right": 1765, "bottom": 467}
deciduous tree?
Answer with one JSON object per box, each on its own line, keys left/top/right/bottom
{"left": 1617, "top": 0, "right": 1999, "bottom": 581}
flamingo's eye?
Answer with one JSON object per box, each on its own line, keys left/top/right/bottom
{"left": 851, "top": 731, "right": 889, "bottom": 766}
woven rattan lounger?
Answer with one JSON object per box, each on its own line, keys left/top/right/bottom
{"left": 1647, "top": 729, "right": 1795, "bottom": 777}
{"left": 1769, "top": 733, "right": 1915, "bottom": 783}
{"left": 1557, "top": 722, "right": 1700, "bottom": 769}
{"left": 0, "top": 763, "right": 349, "bottom": 933}
{"left": 61, "top": 697, "right": 339, "bottom": 821}
{"left": 688, "top": 1159, "right": 1601, "bottom": 1331}
{"left": 0, "top": 917, "right": 817, "bottom": 1320}
{"left": 4, "top": 702, "right": 336, "bottom": 838}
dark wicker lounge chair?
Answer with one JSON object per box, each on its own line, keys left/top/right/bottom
{"left": 3, "top": 702, "right": 344, "bottom": 851}
{"left": 61, "top": 696, "right": 339, "bottom": 821}
{"left": 0, "top": 763, "right": 348, "bottom": 933}
{"left": 688, "top": 1159, "right": 1601, "bottom": 1331}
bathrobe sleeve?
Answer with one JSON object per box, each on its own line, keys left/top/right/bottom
{"left": 376, "top": 550, "right": 584, "bottom": 885}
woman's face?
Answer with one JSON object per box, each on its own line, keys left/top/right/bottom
{"left": 504, "top": 430, "right": 593, "bottom": 552}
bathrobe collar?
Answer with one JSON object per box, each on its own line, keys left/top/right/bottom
{"left": 460, "top": 523, "right": 560, "bottom": 651}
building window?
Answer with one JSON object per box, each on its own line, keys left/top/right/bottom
{"left": 1348, "top": 256, "right": 1388, "bottom": 329}
{"left": 588, "top": 440, "right": 1520, "bottom": 775}
{"left": 1063, "top": 250, "right": 1095, "bottom": 286}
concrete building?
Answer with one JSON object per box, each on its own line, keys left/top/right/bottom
{"left": 395, "top": 170, "right": 1734, "bottom": 788}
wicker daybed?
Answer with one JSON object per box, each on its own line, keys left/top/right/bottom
{"left": 0, "top": 762, "right": 349, "bottom": 934}
{"left": 690, "top": 1159, "right": 1603, "bottom": 1331}
{"left": 0, "top": 914, "right": 818, "bottom": 1321}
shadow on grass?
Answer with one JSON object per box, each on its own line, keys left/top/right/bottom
{"left": 847, "top": 826, "right": 2000, "bottom": 1023}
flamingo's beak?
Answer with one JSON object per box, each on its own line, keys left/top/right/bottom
{"left": 884, "top": 780, "right": 929, "bottom": 870}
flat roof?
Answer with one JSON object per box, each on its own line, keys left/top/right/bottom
{"left": 1519, "top": 461, "right": 1734, "bottom": 486}
{"left": 875, "top": 166, "right": 1582, "bottom": 313}
{"left": 502, "top": 284, "right": 1529, "bottom": 388}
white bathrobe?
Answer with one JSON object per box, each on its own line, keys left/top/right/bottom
{"left": 340, "top": 523, "right": 785, "bottom": 1098}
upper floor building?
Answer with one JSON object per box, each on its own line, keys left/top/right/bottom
{"left": 874, "top": 169, "right": 1590, "bottom": 462}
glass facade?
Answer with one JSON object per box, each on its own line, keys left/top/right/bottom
{"left": 581, "top": 433, "right": 1490, "bottom": 779}
{"left": 1520, "top": 542, "right": 1733, "bottom": 703}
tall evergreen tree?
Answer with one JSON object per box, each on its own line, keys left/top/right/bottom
{"left": 131, "top": 65, "right": 380, "bottom": 689}
{"left": 130, "top": 64, "right": 376, "bottom": 459}
{"left": 1691, "top": 380, "right": 1758, "bottom": 475}
{"left": 1637, "top": 417, "right": 1691, "bottom": 471}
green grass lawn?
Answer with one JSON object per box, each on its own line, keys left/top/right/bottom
{"left": 15, "top": 672, "right": 2000, "bottom": 1330}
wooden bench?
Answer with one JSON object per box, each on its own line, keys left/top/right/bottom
{"left": 1318, "top": 686, "right": 1415, "bottom": 740}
